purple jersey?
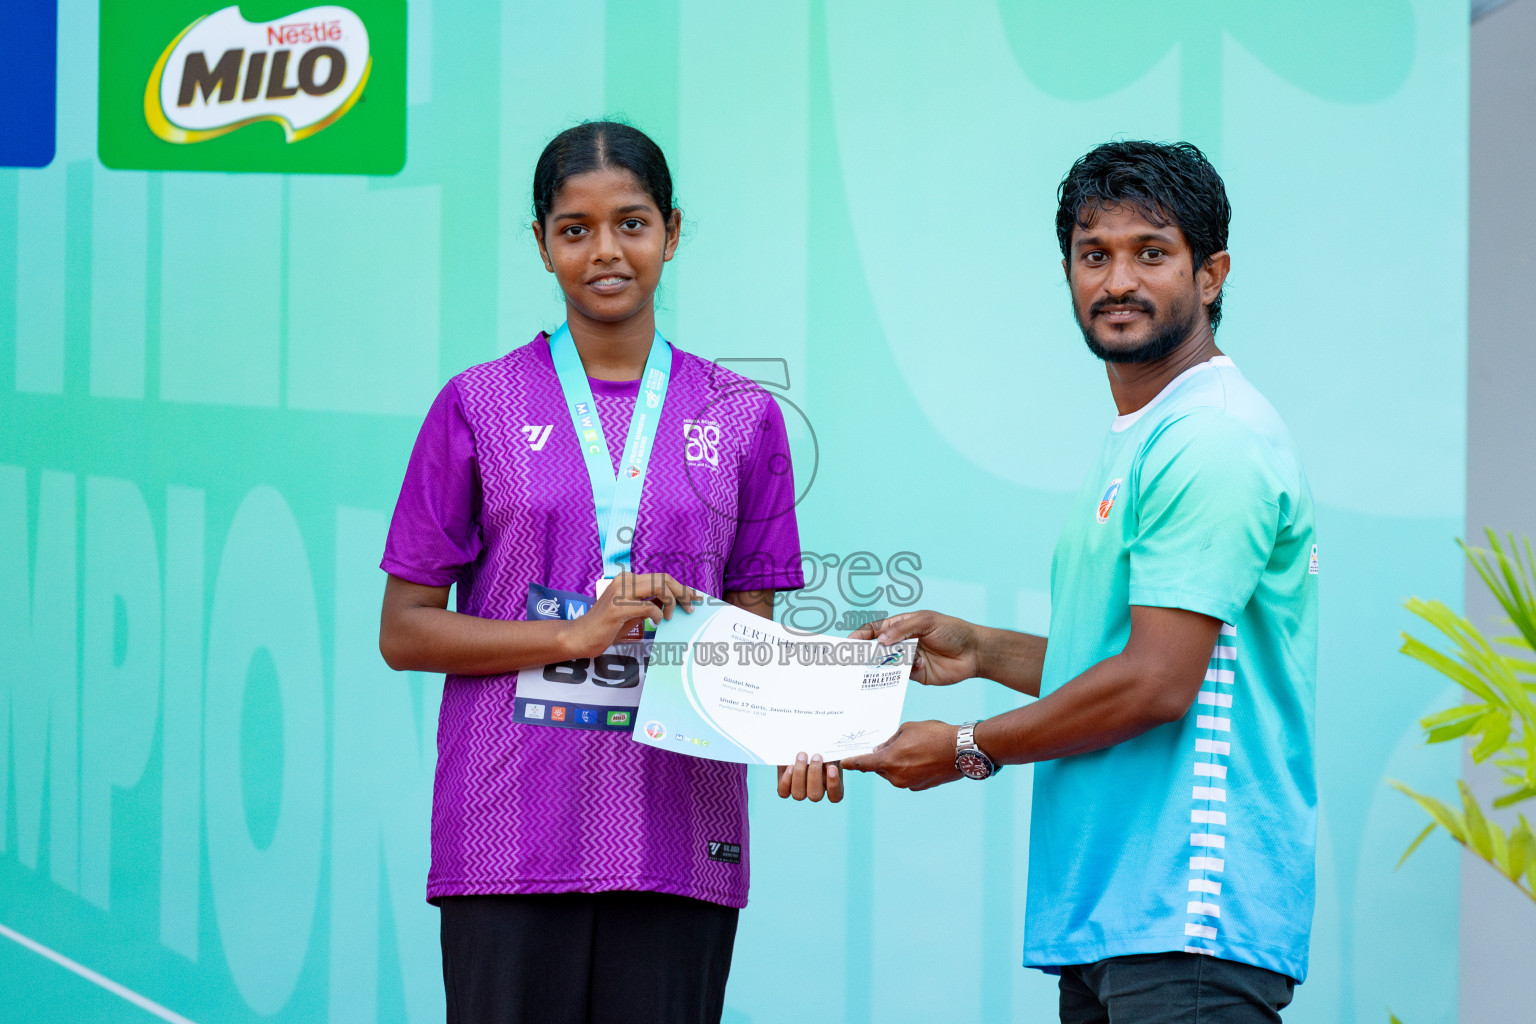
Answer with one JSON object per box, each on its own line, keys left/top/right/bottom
{"left": 383, "top": 333, "right": 804, "bottom": 908}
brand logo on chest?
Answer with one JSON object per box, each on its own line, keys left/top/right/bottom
{"left": 683, "top": 420, "right": 721, "bottom": 468}
{"left": 1097, "top": 478, "right": 1122, "bottom": 523}
{"left": 521, "top": 424, "right": 552, "bottom": 451}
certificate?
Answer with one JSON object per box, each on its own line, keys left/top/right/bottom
{"left": 631, "top": 598, "right": 913, "bottom": 765}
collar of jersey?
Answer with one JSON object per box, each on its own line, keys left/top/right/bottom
{"left": 1110, "top": 355, "right": 1235, "bottom": 433}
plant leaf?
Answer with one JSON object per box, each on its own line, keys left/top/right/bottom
{"left": 1468, "top": 532, "right": 1536, "bottom": 654}
{"left": 1488, "top": 818, "right": 1513, "bottom": 877}
{"left": 1461, "top": 780, "right": 1496, "bottom": 860}
{"left": 1391, "top": 781, "right": 1469, "bottom": 846}
{"left": 1425, "top": 715, "right": 1485, "bottom": 745}
{"left": 1420, "top": 703, "right": 1489, "bottom": 729}
{"left": 1399, "top": 633, "right": 1499, "bottom": 704}
{"left": 1471, "top": 711, "right": 1515, "bottom": 763}
{"left": 1508, "top": 816, "right": 1536, "bottom": 883}
{"left": 1493, "top": 786, "right": 1536, "bottom": 809}
{"left": 1396, "top": 821, "right": 1438, "bottom": 869}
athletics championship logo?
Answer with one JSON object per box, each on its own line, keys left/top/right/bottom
{"left": 99, "top": 0, "right": 405, "bottom": 175}
{"left": 644, "top": 720, "right": 667, "bottom": 740}
{"left": 1097, "top": 478, "right": 1122, "bottom": 523}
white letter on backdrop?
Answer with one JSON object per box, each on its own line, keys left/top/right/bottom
{"left": 205, "top": 486, "right": 324, "bottom": 1014}
{"left": 161, "top": 486, "right": 204, "bottom": 959}
{"left": 81, "top": 476, "right": 163, "bottom": 909}
{"left": 0, "top": 467, "right": 80, "bottom": 890}
{"left": 328, "top": 507, "right": 443, "bottom": 1023}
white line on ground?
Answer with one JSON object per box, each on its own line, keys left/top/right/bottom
{"left": 0, "top": 921, "right": 200, "bottom": 1024}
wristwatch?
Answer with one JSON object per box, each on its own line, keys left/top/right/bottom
{"left": 955, "top": 721, "right": 1000, "bottom": 780}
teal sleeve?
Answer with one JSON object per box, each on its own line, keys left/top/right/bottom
{"left": 1127, "top": 411, "right": 1284, "bottom": 624}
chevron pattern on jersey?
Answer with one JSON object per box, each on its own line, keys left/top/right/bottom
{"left": 402, "top": 334, "right": 802, "bottom": 909}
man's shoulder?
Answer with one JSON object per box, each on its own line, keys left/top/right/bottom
{"left": 1125, "top": 372, "right": 1313, "bottom": 525}
{"left": 1143, "top": 363, "right": 1299, "bottom": 462}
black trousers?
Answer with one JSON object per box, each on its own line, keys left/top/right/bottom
{"left": 439, "top": 891, "right": 739, "bottom": 1024}
{"left": 1059, "top": 952, "right": 1296, "bottom": 1024}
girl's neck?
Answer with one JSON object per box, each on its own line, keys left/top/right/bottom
{"left": 565, "top": 304, "right": 657, "bottom": 381}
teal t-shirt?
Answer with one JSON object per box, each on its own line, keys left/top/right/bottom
{"left": 1024, "top": 356, "right": 1318, "bottom": 982}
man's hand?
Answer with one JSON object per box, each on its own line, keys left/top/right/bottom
{"left": 777, "top": 753, "right": 844, "bottom": 802}
{"left": 842, "top": 720, "right": 962, "bottom": 791}
{"left": 850, "top": 611, "right": 984, "bottom": 686}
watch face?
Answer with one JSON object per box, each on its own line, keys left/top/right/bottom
{"left": 956, "top": 750, "right": 993, "bottom": 780}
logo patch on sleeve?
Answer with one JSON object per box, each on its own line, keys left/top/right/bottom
{"left": 706, "top": 840, "right": 741, "bottom": 864}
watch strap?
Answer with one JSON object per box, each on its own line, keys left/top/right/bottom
{"left": 954, "top": 720, "right": 999, "bottom": 779}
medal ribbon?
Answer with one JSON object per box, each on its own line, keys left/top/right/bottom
{"left": 548, "top": 323, "right": 672, "bottom": 578}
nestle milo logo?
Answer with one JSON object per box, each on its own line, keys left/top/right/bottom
{"left": 147, "top": 5, "right": 369, "bottom": 144}
{"left": 99, "top": 0, "right": 405, "bottom": 175}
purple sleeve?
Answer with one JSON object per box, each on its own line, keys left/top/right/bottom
{"left": 381, "top": 379, "right": 483, "bottom": 587}
{"left": 723, "top": 392, "right": 806, "bottom": 592}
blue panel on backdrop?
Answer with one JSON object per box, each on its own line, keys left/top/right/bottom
{"left": 0, "top": 0, "right": 58, "bottom": 168}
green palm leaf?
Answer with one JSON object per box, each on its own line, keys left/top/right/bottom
{"left": 1395, "top": 535, "right": 1536, "bottom": 906}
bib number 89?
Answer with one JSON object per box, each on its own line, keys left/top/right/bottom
{"left": 542, "top": 655, "right": 641, "bottom": 688}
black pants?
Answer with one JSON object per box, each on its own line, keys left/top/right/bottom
{"left": 439, "top": 891, "right": 739, "bottom": 1024}
{"left": 1059, "top": 952, "right": 1296, "bottom": 1024}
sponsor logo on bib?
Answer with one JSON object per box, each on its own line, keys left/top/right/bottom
{"left": 534, "top": 597, "right": 561, "bottom": 618}
{"left": 1097, "top": 478, "right": 1122, "bottom": 523}
{"left": 644, "top": 720, "right": 667, "bottom": 739}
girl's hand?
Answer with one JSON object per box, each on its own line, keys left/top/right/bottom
{"left": 564, "top": 571, "right": 698, "bottom": 659}
{"left": 777, "top": 753, "right": 844, "bottom": 803}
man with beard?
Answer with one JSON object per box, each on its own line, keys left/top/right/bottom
{"left": 844, "top": 141, "right": 1317, "bottom": 1023}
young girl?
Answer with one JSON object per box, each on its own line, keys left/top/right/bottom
{"left": 378, "top": 121, "right": 832, "bottom": 1024}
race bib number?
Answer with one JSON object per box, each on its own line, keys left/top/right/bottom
{"left": 514, "top": 583, "right": 652, "bottom": 731}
